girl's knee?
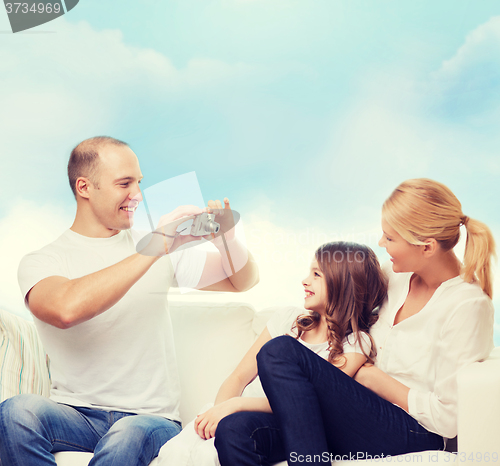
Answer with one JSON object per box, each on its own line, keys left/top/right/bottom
{"left": 214, "top": 413, "right": 238, "bottom": 439}
{"left": 215, "top": 412, "right": 255, "bottom": 443}
{"left": 257, "top": 335, "right": 299, "bottom": 367}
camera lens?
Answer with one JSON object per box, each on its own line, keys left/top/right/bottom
{"left": 206, "top": 221, "right": 216, "bottom": 233}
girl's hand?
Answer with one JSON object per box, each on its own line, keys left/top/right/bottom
{"left": 194, "top": 398, "right": 239, "bottom": 440}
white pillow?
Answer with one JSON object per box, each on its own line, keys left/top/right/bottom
{"left": 0, "top": 309, "right": 51, "bottom": 402}
{"left": 170, "top": 302, "right": 257, "bottom": 424}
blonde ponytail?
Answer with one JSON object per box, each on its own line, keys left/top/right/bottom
{"left": 462, "top": 217, "right": 496, "bottom": 298}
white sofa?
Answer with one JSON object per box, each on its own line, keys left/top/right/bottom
{"left": 1, "top": 302, "right": 500, "bottom": 466}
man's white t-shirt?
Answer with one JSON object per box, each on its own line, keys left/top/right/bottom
{"left": 18, "top": 229, "right": 206, "bottom": 422}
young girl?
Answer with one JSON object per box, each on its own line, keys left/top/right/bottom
{"left": 157, "top": 241, "right": 387, "bottom": 466}
{"left": 215, "top": 178, "right": 495, "bottom": 465}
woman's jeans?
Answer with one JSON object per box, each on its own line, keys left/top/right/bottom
{"left": 215, "top": 336, "right": 444, "bottom": 466}
{"left": 0, "top": 394, "right": 181, "bottom": 466}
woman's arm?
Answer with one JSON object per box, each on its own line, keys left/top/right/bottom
{"left": 339, "top": 352, "right": 369, "bottom": 378}
{"left": 194, "top": 327, "right": 273, "bottom": 439}
{"left": 354, "top": 365, "right": 410, "bottom": 411}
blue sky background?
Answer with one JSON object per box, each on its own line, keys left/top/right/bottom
{"left": 1, "top": 0, "right": 499, "bottom": 341}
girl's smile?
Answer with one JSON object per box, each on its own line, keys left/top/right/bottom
{"left": 302, "top": 259, "right": 327, "bottom": 314}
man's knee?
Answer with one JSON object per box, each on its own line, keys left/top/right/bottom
{"left": 105, "top": 415, "right": 180, "bottom": 450}
{"left": 93, "top": 415, "right": 180, "bottom": 465}
{"left": 0, "top": 394, "right": 53, "bottom": 430}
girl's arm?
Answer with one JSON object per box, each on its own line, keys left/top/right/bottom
{"left": 194, "top": 327, "right": 273, "bottom": 439}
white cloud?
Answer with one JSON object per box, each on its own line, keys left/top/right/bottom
{"left": 434, "top": 16, "right": 500, "bottom": 85}
{"left": 0, "top": 15, "right": 267, "bottom": 200}
{"left": 426, "top": 15, "right": 500, "bottom": 125}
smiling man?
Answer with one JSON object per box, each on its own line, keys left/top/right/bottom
{"left": 0, "top": 136, "right": 259, "bottom": 466}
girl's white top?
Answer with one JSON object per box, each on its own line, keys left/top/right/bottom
{"left": 241, "top": 306, "right": 372, "bottom": 399}
{"left": 370, "top": 261, "right": 494, "bottom": 439}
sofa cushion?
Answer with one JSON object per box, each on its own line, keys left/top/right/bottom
{"left": 170, "top": 301, "right": 257, "bottom": 424}
{"left": 0, "top": 309, "right": 51, "bottom": 402}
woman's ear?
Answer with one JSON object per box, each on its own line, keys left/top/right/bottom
{"left": 422, "top": 238, "right": 439, "bottom": 257}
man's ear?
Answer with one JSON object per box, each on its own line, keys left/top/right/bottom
{"left": 75, "top": 177, "right": 91, "bottom": 200}
{"left": 422, "top": 238, "right": 439, "bottom": 257}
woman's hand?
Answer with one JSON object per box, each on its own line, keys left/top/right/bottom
{"left": 194, "top": 398, "right": 240, "bottom": 440}
{"left": 354, "top": 363, "right": 410, "bottom": 412}
{"left": 353, "top": 363, "right": 375, "bottom": 389}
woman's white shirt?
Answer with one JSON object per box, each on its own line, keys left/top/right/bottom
{"left": 370, "top": 261, "right": 494, "bottom": 439}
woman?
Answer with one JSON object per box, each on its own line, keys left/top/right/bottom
{"left": 215, "top": 178, "right": 495, "bottom": 465}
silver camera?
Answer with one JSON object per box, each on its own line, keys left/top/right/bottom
{"left": 190, "top": 213, "right": 220, "bottom": 236}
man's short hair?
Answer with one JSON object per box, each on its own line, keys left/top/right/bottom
{"left": 68, "top": 136, "right": 128, "bottom": 198}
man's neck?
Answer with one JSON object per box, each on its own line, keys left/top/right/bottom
{"left": 71, "top": 215, "right": 120, "bottom": 238}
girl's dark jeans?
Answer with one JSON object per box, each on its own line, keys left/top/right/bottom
{"left": 215, "top": 336, "right": 444, "bottom": 466}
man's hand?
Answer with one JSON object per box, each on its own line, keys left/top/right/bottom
{"left": 138, "top": 205, "right": 214, "bottom": 257}
{"left": 207, "top": 198, "right": 237, "bottom": 243}
{"left": 194, "top": 399, "right": 239, "bottom": 440}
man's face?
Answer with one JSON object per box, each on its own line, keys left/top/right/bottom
{"left": 87, "top": 144, "right": 143, "bottom": 234}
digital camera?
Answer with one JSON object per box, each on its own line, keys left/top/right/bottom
{"left": 190, "top": 213, "right": 220, "bottom": 236}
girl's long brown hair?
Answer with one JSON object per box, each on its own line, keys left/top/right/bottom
{"left": 294, "top": 242, "right": 388, "bottom": 367}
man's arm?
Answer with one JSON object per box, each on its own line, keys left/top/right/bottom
{"left": 28, "top": 252, "right": 161, "bottom": 329}
{"left": 196, "top": 239, "right": 259, "bottom": 292}
{"left": 28, "top": 205, "right": 207, "bottom": 329}
{"left": 195, "top": 198, "right": 259, "bottom": 292}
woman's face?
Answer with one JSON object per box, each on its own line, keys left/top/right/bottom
{"left": 302, "top": 259, "right": 328, "bottom": 314}
{"left": 379, "top": 218, "right": 424, "bottom": 273}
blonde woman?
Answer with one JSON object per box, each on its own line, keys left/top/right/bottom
{"left": 215, "top": 178, "right": 495, "bottom": 465}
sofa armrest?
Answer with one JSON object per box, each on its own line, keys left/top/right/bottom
{"left": 457, "top": 347, "right": 500, "bottom": 456}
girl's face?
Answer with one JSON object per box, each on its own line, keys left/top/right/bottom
{"left": 379, "top": 218, "right": 424, "bottom": 273}
{"left": 302, "top": 258, "right": 328, "bottom": 314}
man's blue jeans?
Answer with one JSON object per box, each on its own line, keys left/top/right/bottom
{"left": 0, "top": 394, "right": 181, "bottom": 466}
{"left": 215, "top": 336, "right": 444, "bottom": 466}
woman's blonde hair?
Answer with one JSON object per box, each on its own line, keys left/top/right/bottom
{"left": 382, "top": 178, "right": 496, "bottom": 298}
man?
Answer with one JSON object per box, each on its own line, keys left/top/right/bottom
{"left": 0, "top": 136, "right": 259, "bottom": 466}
